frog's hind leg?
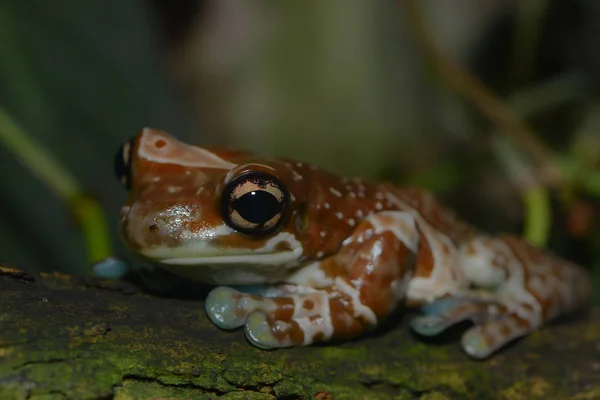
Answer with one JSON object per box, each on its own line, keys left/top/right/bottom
{"left": 412, "top": 233, "right": 589, "bottom": 359}
{"left": 411, "top": 295, "right": 535, "bottom": 359}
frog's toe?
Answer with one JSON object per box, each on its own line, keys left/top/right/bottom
{"left": 411, "top": 296, "right": 503, "bottom": 337}
{"left": 205, "top": 286, "right": 248, "bottom": 329}
{"left": 460, "top": 314, "right": 532, "bottom": 359}
{"left": 420, "top": 297, "right": 468, "bottom": 316}
{"left": 244, "top": 311, "right": 292, "bottom": 349}
{"left": 461, "top": 326, "right": 493, "bottom": 359}
{"left": 410, "top": 315, "right": 448, "bottom": 336}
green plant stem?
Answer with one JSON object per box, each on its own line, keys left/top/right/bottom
{"left": 0, "top": 105, "right": 112, "bottom": 267}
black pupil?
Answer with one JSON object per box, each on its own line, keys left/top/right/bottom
{"left": 233, "top": 190, "right": 281, "bottom": 224}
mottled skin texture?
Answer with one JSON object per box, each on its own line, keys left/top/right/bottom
{"left": 117, "top": 128, "right": 592, "bottom": 359}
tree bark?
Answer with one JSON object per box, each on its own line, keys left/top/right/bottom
{"left": 0, "top": 265, "right": 598, "bottom": 400}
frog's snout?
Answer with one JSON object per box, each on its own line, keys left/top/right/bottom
{"left": 119, "top": 203, "right": 191, "bottom": 251}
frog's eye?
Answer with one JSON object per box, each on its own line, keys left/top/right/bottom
{"left": 114, "top": 137, "right": 134, "bottom": 189}
{"left": 221, "top": 172, "right": 289, "bottom": 235}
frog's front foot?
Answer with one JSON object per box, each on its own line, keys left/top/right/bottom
{"left": 244, "top": 311, "right": 290, "bottom": 349}
{"left": 410, "top": 296, "right": 537, "bottom": 359}
{"left": 206, "top": 285, "right": 316, "bottom": 348}
{"left": 205, "top": 286, "right": 254, "bottom": 329}
{"left": 205, "top": 284, "right": 361, "bottom": 349}
{"left": 205, "top": 286, "right": 297, "bottom": 348}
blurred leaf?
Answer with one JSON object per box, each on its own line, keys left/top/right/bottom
{"left": 0, "top": 0, "right": 197, "bottom": 274}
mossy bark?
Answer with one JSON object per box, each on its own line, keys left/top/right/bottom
{"left": 0, "top": 265, "right": 598, "bottom": 400}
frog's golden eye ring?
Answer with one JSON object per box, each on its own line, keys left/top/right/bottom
{"left": 114, "top": 137, "right": 135, "bottom": 189}
{"left": 221, "top": 172, "right": 289, "bottom": 236}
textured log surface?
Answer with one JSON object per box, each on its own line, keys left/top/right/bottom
{"left": 0, "top": 265, "right": 599, "bottom": 400}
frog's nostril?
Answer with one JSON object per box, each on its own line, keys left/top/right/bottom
{"left": 149, "top": 216, "right": 169, "bottom": 232}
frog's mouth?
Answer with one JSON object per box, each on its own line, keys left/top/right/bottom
{"left": 140, "top": 231, "right": 304, "bottom": 267}
{"left": 157, "top": 248, "right": 303, "bottom": 266}
{"left": 139, "top": 233, "right": 304, "bottom": 285}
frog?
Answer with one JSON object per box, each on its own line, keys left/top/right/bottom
{"left": 115, "top": 127, "right": 591, "bottom": 359}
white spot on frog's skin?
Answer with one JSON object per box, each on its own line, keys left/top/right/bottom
{"left": 196, "top": 187, "right": 205, "bottom": 195}
{"left": 317, "top": 251, "right": 324, "bottom": 258}
{"left": 348, "top": 219, "right": 356, "bottom": 227}
{"left": 292, "top": 292, "right": 334, "bottom": 344}
{"left": 334, "top": 277, "right": 377, "bottom": 325}
{"left": 287, "top": 261, "right": 334, "bottom": 288}
{"left": 152, "top": 176, "right": 161, "bottom": 182}
{"left": 138, "top": 128, "right": 237, "bottom": 170}
{"left": 292, "top": 171, "right": 303, "bottom": 181}
{"left": 296, "top": 162, "right": 303, "bottom": 167}
{"left": 375, "top": 202, "right": 383, "bottom": 210}
{"left": 375, "top": 192, "right": 384, "bottom": 200}
{"left": 324, "top": 203, "right": 330, "bottom": 209}
{"left": 458, "top": 238, "right": 506, "bottom": 289}
{"left": 320, "top": 231, "right": 327, "bottom": 238}
{"left": 168, "top": 186, "right": 182, "bottom": 193}
{"left": 355, "top": 210, "right": 364, "bottom": 218}
{"left": 273, "top": 320, "right": 291, "bottom": 332}
{"left": 349, "top": 192, "right": 356, "bottom": 198}
{"left": 335, "top": 212, "right": 344, "bottom": 220}
{"left": 329, "top": 187, "right": 342, "bottom": 197}
{"left": 367, "top": 212, "right": 420, "bottom": 254}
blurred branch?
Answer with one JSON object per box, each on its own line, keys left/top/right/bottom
{"left": 509, "top": 0, "right": 549, "bottom": 87}
{"left": 401, "top": 0, "right": 563, "bottom": 188}
{"left": 493, "top": 74, "right": 585, "bottom": 245}
{"left": 0, "top": 106, "right": 112, "bottom": 267}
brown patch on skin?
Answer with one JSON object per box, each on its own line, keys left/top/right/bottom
{"left": 274, "top": 241, "right": 293, "bottom": 252}
{"left": 280, "top": 319, "right": 305, "bottom": 346}
{"left": 312, "top": 332, "right": 325, "bottom": 343}
{"left": 345, "top": 231, "right": 408, "bottom": 319}
{"left": 413, "top": 234, "right": 435, "bottom": 278}
{"left": 303, "top": 299, "right": 315, "bottom": 311}
{"left": 465, "top": 244, "right": 477, "bottom": 256}
{"left": 270, "top": 297, "right": 295, "bottom": 321}
{"left": 327, "top": 297, "right": 364, "bottom": 339}
{"left": 314, "top": 390, "right": 334, "bottom": 400}
{"left": 316, "top": 258, "right": 347, "bottom": 280}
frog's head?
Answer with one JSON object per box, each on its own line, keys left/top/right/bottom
{"left": 115, "top": 128, "right": 317, "bottom": 284}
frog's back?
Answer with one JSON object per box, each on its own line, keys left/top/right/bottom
{"left": 380, "top": 185, "right": 477, "bottom": 246}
